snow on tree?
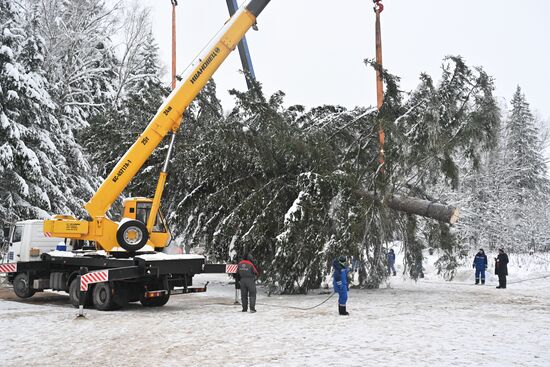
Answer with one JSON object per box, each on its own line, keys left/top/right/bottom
{"left": 361, "top": 56, "right": 500, "bottom": 283}
{"left": 84, "top": 26, "right": 169, "bottom": 183}
{"left": 33, "top": 0, "right": 119, "bottom": 129}
{"left": 1, "top": 0, "right": 548, "bottom": 293}
{"left": 0, "top": 0, "right": 159, "bottom": 225}
{"left": 506, "top": 86, "right": 547, "bottom": 192}
{"left": 0, "top": 0, "right": 94, "bottom": 225}
{"left": 450, "top": 86, "right": 550, "bottom": 253}
{"left": 159, "top": 56, "right": 502, "bottom": 292}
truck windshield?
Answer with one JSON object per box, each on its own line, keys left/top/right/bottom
{"left": 135, "top": 203, "right": 167, "bottom": 233}
{"left": 12, "top": 226, "right": 22, "bottom": 243}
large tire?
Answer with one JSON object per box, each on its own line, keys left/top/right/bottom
{"left": 68, "top": 276, "right": 93, "bottom": 308}
{"left": 68, "top": 277, "right": 80, "bottom": 308}
{"left": 92, "top": 282, "right": 115, "bottom": 311}
{"left": 116, "top": 220, "right": 149, "bottom": 252}
{"left": 139, "top": 290, "right": 171, "bottom": 307}
{"left": 13, "top": 273, "right": 35, "bottom": 299}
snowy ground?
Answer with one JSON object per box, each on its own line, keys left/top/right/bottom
{"left": 1, "top": 261, "right": 549, "bottom": 367}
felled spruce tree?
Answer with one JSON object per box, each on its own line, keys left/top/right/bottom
{"left": 164, "top": 55, "right": 502, "bottom": 292}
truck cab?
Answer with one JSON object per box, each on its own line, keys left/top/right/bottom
{"left": 2, "top": 220, "right": 69, "bottom": 263}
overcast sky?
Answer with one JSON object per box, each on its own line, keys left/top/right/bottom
{"left": 140, "top": 0, "right": 549, "bottom": 121}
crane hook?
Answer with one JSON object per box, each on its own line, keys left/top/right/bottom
{"left": 171, "top": 0, "right": 178, "bottom": 6}
{"left": 373, "top": 0, "right": 384, "bottom": 13}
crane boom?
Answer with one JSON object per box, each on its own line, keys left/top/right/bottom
{"left": 44, "top": 0, "right": 271, "bottom": 253}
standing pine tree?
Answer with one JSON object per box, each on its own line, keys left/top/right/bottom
{"left": 506, "top": 86, "right": 547, "bottom": 191}
{"left": 0, "top": 1, "right": 93, "bottom": 224}
{"left": 500, "top": 86, "right": 549, "bottom": 249}
{"left": 454, "top": 86, "right": 550, "bottom": 253}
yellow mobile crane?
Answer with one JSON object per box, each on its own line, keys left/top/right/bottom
{"left": 44, "top": 0, "right": 271, "bottom": 253}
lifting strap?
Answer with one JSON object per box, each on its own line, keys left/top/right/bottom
{"left": 373, "top": 0, "right": 385, "bottom": 172}
{"left": 171, "top": 0, "right": 178, "bottom": 90}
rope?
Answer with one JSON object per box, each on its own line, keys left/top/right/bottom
{"left": 508, "top": 274, "right": 550, "bottom": 284}
{"left": 256, "top": 292, "right": 336, "bottom": 311}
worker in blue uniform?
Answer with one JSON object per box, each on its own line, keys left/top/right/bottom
{"left": 472, "top": 248, "right": 488, "bottom": 285}
{"left": 333, "top": 255, "right": 350, "bottom": 316}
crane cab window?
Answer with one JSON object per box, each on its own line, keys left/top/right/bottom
{"left": 135, "top": 203, "right": 167, "bottom": 233}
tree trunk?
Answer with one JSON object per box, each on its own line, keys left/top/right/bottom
{"left": 362, "top": 191, "right": 459, "bottom": 224}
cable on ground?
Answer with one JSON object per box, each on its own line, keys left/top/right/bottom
{"left": 255, "top": 292, "right": 336, "bottom": 311}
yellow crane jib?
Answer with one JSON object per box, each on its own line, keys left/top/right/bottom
{"left": 44, "top": 0, "right": 271, "bottom": 253}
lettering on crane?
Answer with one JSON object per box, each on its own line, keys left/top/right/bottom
{"left": 112, "top": 159, "right": 132, "bottom": 183}
{"left": 190, "top": 47, "right": 221, "bottom": 85}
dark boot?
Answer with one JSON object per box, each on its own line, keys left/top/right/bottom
{"left": 338, "top": 305, "right": 349, "bottom": 316}
{"left": 475, "top": 279, "right": 479, "bottom": 285}
{"left": 481, "top": 279, "right": 485, "bottom": 285}
{"left": 393, "top": 271, "right": 396, "bottom": 276}
{"left": 497, "top": 275, "right": 506, "bottom": 289}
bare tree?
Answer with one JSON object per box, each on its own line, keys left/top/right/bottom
{"left": 112, "top": 1, "right": 153, "bottom": 103}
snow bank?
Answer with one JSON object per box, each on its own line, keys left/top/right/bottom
{"left": 0, "top": 269, "right": 549, "bottom": 367}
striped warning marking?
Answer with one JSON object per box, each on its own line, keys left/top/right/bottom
{"left": 80, "top": 270, "right": 109, "bottom": 291}
{"left": 225, "top": 264, "right": 238, "bottom": 273}
{"left": 44, "top": 232, "right": 52, "bottom": 237}
{"left": 0, "top": 263, "right": 17, "bottom": 273}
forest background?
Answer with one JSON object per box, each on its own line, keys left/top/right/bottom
{"left": 1, "top": 0, "right": 548, "bottom": 293}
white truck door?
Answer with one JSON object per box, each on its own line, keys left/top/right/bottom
{"left": 8, "top": 224, "right": 23, "bottom": 263}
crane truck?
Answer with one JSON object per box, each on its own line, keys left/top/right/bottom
{"left": 0, "top": 0, "right": 271, "bottom": 310}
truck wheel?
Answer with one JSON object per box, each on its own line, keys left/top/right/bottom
{"left": 116, "top": 220, "right": 149, "bottom": 252}
{"left": 68, "top": 277, "right": 93, "bottom": 308}
{"left": 139, "top": 290, "right": 171, "bottom": 307}
{"left": 13, "top": 273, "right": 35, "bottom": 299}
{"left": 92, "top": 282, "right": 114, "bottom": 311}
